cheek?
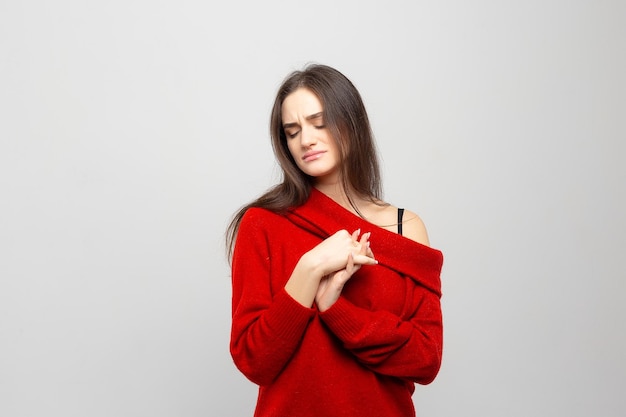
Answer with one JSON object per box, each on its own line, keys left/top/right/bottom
{"left": 286, "top": 141, "right": 297, "bottom": 158}
{"left": 327, "top": 138, "right": 342, "bottom": 160}
{"left": 286, "top": 141, "right": 304, "bottom": 168}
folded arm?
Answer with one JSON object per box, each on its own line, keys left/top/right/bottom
{"left": 319, "top": 287, "right": 443, "bottom": 384}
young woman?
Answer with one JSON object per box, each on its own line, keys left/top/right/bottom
{"left": 226, "top": 64, "right": 444, "bottom": 417}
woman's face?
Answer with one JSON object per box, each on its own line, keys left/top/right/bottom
{"left": 281, "top": 88, "right": 341, "bottom": 184}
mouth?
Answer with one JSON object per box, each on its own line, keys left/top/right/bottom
{"left": 302, "top": 150, "right": 326, "bottom": 162}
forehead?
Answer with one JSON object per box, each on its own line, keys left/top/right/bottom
{"left": 281, "top": 88, "right": 323, "bottom": 121}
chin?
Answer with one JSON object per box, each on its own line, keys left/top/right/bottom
{"left": 306, "top": 169, "right": 333, "bottom": 178}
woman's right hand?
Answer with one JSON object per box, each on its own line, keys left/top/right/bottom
{"left": 315, "top": 230, "right": 376, "bottom": 311}
{"left": 303, "top": 229, "right": 376, "bottom": 277}
{"left": 285, "top": 229, "right": 376, "bottom": 308}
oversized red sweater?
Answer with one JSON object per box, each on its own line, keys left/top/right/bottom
{"left": 230, "top": 188, "right": 444, "bottom": 417}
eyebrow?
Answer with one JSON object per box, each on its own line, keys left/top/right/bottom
{"left": 283, "top": 112, "right": 324, "bottom": 129}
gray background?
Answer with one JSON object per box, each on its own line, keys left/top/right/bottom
{"left": 1, "top": 1, "right": 624, "bottom": 416}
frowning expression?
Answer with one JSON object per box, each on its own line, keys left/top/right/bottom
{"left": 281, "top": 88, "right": 341, "bottom": 183}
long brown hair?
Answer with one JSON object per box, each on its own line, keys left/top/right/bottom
{"left": 226, "top": 64, "right": 383, "bottom": 260}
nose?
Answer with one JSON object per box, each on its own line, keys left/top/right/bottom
{"left": 300, "top": 126, "right": 317, "bottom": 147}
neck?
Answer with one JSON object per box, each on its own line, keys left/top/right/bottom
{"left": 314, "top": 181, "right": 362, "bottom": 215}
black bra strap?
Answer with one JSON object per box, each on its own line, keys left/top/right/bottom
{"left": 398, "top": 208, "right": 404, "bottom": 235}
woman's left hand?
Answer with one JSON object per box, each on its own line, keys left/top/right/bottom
{"left": 315, "top": 231, "right": 375, "bottom": 312}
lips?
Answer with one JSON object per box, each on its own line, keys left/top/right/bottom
{"left": 302, "top": 150, "right": 326, "bottom": 162}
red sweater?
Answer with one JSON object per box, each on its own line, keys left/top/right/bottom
{"left": 230, "top": 189, "right": 444, "bottom": 417}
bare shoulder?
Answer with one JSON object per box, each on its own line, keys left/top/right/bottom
{"left": 363, "top": 202, "right": 430, "bottom": 247}
{"left": 400, "top": 208, "right": 430, "bottom": 247}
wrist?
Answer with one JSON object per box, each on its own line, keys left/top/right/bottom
{"left": 297, "top": 251, "right": 326, "bottom": 281}
{"left": 285, "top": 253, "right": 325, "bottom": 308}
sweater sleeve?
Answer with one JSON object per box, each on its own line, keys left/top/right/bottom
{"left": 230, "top": 210, "right": 316, "bottom": 386}
{"left": 318, "top": 283, "right": 443, "bottom": 385}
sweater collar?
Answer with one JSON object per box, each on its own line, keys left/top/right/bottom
{"left": 286, "top": 188, "right": 443, "bottom": 296}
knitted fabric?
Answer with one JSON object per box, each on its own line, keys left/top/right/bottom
{"left": 230, "top": 188, "right": 444, "bottom": 417}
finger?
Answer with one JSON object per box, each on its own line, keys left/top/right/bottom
{"left": 359, "top": 232, "right": 370, "bottom": 253}
{"left": 347, "top": 251, "right": 355, "bottom": 270}
{"left": 352, "top": 253, "right": 378, "bottom": 265}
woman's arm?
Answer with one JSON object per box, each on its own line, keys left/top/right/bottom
{"left": 230, "top": 211, "right": 315, "bottom": 386}
{"left": 319, "top": 288, "right": 443, "bottom": 384}
{"left": 286, "top": 229, "right": 375, "bottom": 307}
{"left": 317, "top": 212, "right": 443, "bottom": 384}
{"left": 230, "top": 210, "right": 376, "bottom": 385}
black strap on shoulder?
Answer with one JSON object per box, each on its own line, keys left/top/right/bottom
{"left": 398, "top": 208, "right": 404, "bottom": 235}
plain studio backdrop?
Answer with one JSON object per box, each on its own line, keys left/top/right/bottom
{"left": 1, "top": 1, "right": 624, "bottom": 416}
